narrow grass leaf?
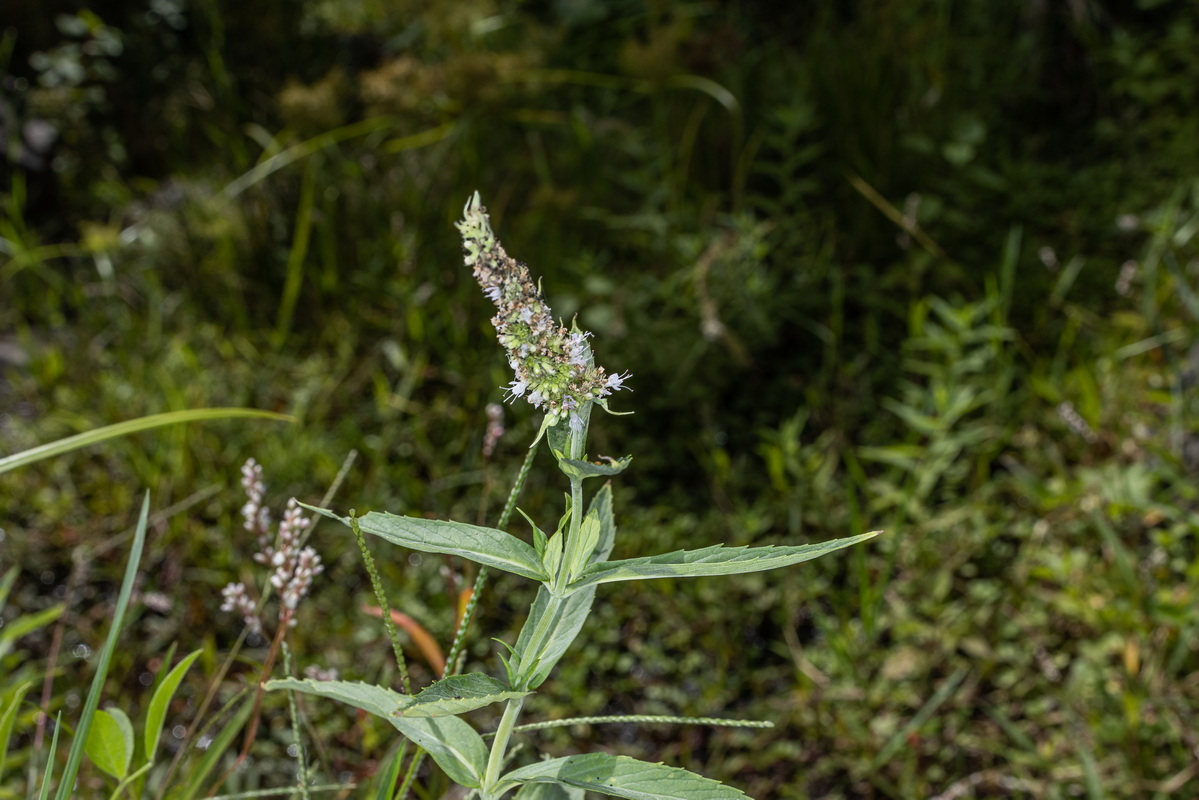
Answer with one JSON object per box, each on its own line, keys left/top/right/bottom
{"left": 0, "top": 603, "right": 64, "bottom": 660}
{"left": 570, "top": 531, "right": 880, "bottom": 590}
{"left": 144, "top": 649, "right": 202, "bottom": 762}
{"left": 168, "top": 693, "right": 256, "bottom": 800}
{"left": 54, "top": 492, "right": 150, "bottom": 800}
{"left": 500, "top": 753, "right": 750, "bottom": 799}
{"left": 0, "top": 565, "right": 16, "bottom": 608}
{"left": 308, "top": 506, "right": 548, "bottom": 582}
{"left": 870, "top": 667, "right": 968, "bottom": 770}
{"left": 399, "top": 674, "right": 529, "bottom": 718}
{"left": 372, "top": 742, "right": 406, "bottom": 800}
{"left": 84, "top": 707, "right": 133, "bottom": 780}
{"left": 38, "top": 713, "right": 62, "bottom": 800}
{"left": 0, "top": 681, "right": 32, "bottom": 783}
{"left": 0, "top": 409, "right": 293, "bottom": 474}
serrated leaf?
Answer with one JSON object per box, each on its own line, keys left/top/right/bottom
{"left": 499, "top": 753, "right": 750, "bottom": 799}
{"left": 567, "top": 532, "right": 880, "bottom": 591}
{"left": 306, "top": 506, "right": 548, "bottom": 582}
{"left": 399, "top": 674, "right": 529, "bottom": 718}
{"left": 266, "top": 678, "right": 488, "bottom": 788}
{"left": 557, "top": 455, "right": 632, "bottom": 481}
{"left": 144, "top": 649, "right": 202, "bottom": 762}
{"left": 513, "top": 487, "right": 615, "bottom": 689}
{"left": 85, "top": 707, "right": 133, "bottom": 780}
{"left": 513, "top": 588, "right": 593, "bottom": 690}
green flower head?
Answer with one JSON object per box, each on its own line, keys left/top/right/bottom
{"left": 457, "top": 192, "right": 629, "bottom": 433}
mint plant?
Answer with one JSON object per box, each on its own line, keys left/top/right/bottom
{"left": 269, "top": 194, "right": 878, "bottom": 799}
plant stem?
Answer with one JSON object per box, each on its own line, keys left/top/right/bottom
{"left": 482, "top": 696, "right": 526, "bottom": 798}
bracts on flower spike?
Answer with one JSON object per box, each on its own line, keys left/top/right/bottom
{"left": 457, "top": 192, "right": 631, "bottom": 447}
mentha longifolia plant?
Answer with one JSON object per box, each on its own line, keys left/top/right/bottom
{"left": 267, "top": 194, "right": 879, "bottom": 800}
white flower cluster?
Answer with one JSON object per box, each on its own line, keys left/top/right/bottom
{"left": 220, "top": 581, "right": 262, "bottom": 635}
{"left": 222, "top": 460, "right": 324, "bottom": 632}
{"left": 457, "top": 193, "right": 630, "bottom": 432}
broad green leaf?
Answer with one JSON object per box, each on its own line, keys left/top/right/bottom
{"left": 55, "top": 493, "right": 150, "bottom": 800}
{"left": 399, "top": 673, "right": 529, "bottom": 718}
{"left": 568, "top": 531, "right": 880, "bottom": 591}
{"left": 513, "top": 486, "right": 616, "bottom": 689}
{"left": 0, "top": 603, "right": 64, "bottom": 660}
{"left": 305, "top": 506, "right": 548, "bottom": 582}
{"left": 557, "top": 455, "right": 632, "bottom": 481}
{"left": 515, "top": 783, "right": 585, "bottom": 800}
{"left": 144, "top": 649, "right": 202, "bottom": 762}
{"left": 85, "top": 707, "right": 133, "bottom": 780}
{"left": 0, "top": 681, "right": 32, "bottom": 783}
{"left": 499, "top": 753, "right": 750, "bottom": 799}
{"left": 0, "top": 409, "right": 293, "bottom": 474}
{"left": 267, "top": 678, "right": 488, "bottom": 788}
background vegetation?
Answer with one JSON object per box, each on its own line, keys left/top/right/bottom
{"left": 4, "top": 0, "right": 1199, "bottom": 797}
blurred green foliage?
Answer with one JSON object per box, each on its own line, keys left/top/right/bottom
{"left": 4, "top": 0, "right": 1199, "bottom": 797}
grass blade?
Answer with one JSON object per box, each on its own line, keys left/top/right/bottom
{"left": 0, "top": 409, "right": 294, "bottom": 475}
{"left": 54, "top": 492, "right": 151, "bottom": 800}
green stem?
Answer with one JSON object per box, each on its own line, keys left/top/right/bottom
{"left": 553, "top": 423, "right": 588, "bottom": 593}
{"left": 482, "top": 696, "right": 526, "bottom": 797}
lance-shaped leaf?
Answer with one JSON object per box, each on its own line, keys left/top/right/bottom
{"left": 303, "top": 504, "right": 548, "bottom": 582}
{"left": 398, "top": 673, "right": 530, "bottom": 718}
{"left": 566, "top": 531, "right": 881, "bottom": 592}
{"left": 515, "top": 783, "right": 585, "bottom": 800}
{"left": 266, "top": 678, "right": 487, "bottom": 788}
{"left": 144, "top": 649, "right": 202, "bottom": 762}
{"left": 498, "top": 753, "right": 750, "bottom": 800}
{"left": 557, "top": 455, "right": 633, "bottom": 481}
{"left": 513, "top": 485, "right": 618, "bottom": 689}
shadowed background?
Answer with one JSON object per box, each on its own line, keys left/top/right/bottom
{"left": 3, "top": 1, "right": 1199, "bottom": 797}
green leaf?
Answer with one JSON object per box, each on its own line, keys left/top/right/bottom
{"left": 0, "top": 681, "right": 32, "bottom": 784}
{"left": 0, "top": 603, "right": 64, "bottom": 660}
{"left": 499, "top": 753, "right": 750, "bottom": 799}
{"left": 568, "top": 532, "right": 881, "bottom": 591}
{"left": 513, "top": 486, "right": 616, "bottom": 689}
{"left": 514, "top": 782, "right": 585, "bottom": 800}
{"left": 0, "top": 409, "right": 294, "bottom": 474}
{"left": 588, "top": 483, "right": 618, "bottom": 564}
{"left": 84, "top": 707, "right": 133, "bottom": 780}
{"left": 513, "top": 590, "right": 587, "bottom": 691}
{"left": 557, "top": 455, "right": 632, "bottom": 481}
{"left": 305, "top": 506, "right": 548, "bottom": 582}
{"left": 168, "top": 690, "right": 255, "bottom": 800}
{"left": 38, "top": 712, "right": 62, "bottom": 800}
{"left": 144, "top": 649, "right": 202, "bottom": 762}
{"left": 55, "top": 492, "right": 150, "bottom": 800}
{"left": 399, "top": 674, "right": 530, "bottom": 718}
{"left": 0, "top": 566, "right": 17, "bottom": 608}
{"left": 267, "top": 678, "right": 488, "bottom": 788}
